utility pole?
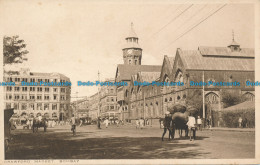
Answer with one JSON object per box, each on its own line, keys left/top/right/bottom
{"left": 75, "top": 91, "right": 78, "bottom": 118}
{"left": 202, "top": 71, "right": 206, "bottom": 127}
{"left": 97, "top": 71, "right": 101, "bottom": 118}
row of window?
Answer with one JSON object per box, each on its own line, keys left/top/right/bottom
{"left": 5, "top": 87, "right": 66, "bottom": 93}
{"left": 5, "top": 94, "right": 67, "bottom": 101}
{"left": 6, "top": 77, "right": 68, "bottom": 83}
{"left": 6, "top": 103, "right": 68, "bottom": 110}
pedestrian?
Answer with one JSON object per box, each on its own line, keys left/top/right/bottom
{"left": 70, "top": 114, "right": 76, "bottom": 136}
{"left": 162, "top": 111, "right": 172, "bottom": 141}
{"left": 104, "top": 118, "right": 109, "bottom": 128}
{"left": 139, "top": 118, "right": 144, "bottom": 129}
{"left": 197, "top": 116, "right": 202, "bottom": 131}
{"left": 115, "top": 120, "right": 119, "bottom": 127}
{"left": 136, "top": 119, "right": 140, "bottom": 129}
{"left": 187, "top": 112, "right": 196, "bottom": 141}
{"left": 238, "top": 117, "right": 243, "bottom": 128}
{"left": 79, "top": 119, "right": 83, "bottom": 127}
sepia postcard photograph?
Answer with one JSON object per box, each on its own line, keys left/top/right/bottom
{"left": 0, "top": 0, "right": 259, "bottom": 164}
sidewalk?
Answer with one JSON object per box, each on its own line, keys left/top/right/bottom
{"left": 205, "top": 127, "right": 255, "bottom": 132}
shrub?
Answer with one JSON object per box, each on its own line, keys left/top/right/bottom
{"left": 221, "top": 108, "right": 255, "bottom": 128}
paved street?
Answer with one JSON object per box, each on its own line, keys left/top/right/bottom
{"left": 5, "top": 124, "right": 255, "bottom": 159}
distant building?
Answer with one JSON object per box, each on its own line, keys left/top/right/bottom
{"left": 71, "top": 98, "right": 89, "bottom": 118}
{"left": 99, "top": 78, "right": 119, "bottom": 119}
{"left": 88, "top": 92, "right": 99, "bottom": 119}
{"left": 4, "top": 68, "right": 71, "bottom": 120}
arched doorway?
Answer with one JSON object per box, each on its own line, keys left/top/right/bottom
{"left": 205, "top": 92, "right": 220, "bottom": 127}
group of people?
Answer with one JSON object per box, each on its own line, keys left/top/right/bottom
{"left": 135, "top": 118, "right": 145, "bottom": 129}
{"left": 161, "top": 111, "right": 202, "bottom": 141}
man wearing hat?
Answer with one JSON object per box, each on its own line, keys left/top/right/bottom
{"left": 162, "top": 111, "right": 172, "bottom": 141}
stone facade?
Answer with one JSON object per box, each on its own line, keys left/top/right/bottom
{"left": 4, "top": 68, "right": 71, "bottom": 120}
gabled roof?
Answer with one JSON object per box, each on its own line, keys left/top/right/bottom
{"left": 168, "top": 56, "right": 175, "bottom": 67}
{"left": 160, "top": 55, "right": 175, "bottom": 82}
{"left": 137, "top": 72, "right": 161, "bottom": 82}
{"left": 177, "top": 48, "right": 254, "bottom": 71}
{"left": 115, "top": 64, "right": 162, "bottom": 82}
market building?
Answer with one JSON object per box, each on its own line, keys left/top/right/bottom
{"left": 170, "top": 39, "right": 255, "bottom": 126}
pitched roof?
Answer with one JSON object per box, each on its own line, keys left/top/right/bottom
{"left": 178, "top": 48, "right": 254, "bottom": 71}
{"left": 198, "top": 46, "right": 254, "bottom": 58}
{"left": 116, "top": 64, "right": 162, "bottom": 82}
{"left": 222, "top": 101, "right": 255, "bottom": 111}
{"left": 160, "top": 55, "right": 175, "bottom": 82}
{"left": 228, "top": 40, "right": 240, "bottom": 46}
{"left": 138, "top": 72, "right": 161, "bottom": 82}
{"left": 168, "top": 57, "right": 175, "bottom": 68}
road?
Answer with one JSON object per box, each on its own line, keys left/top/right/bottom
{"left": 5, "top": 124, "right": 255, "bottom": 159}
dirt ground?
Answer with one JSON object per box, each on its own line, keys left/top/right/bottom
{"left": 5, "top": 124, "right": 255, "bottom": 159}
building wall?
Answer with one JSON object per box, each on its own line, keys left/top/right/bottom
{"left": 100, "top": 79, "right": 119, "bottom": 118}
{"left": 4, "top": 69, "right": 71, "bottom": 120}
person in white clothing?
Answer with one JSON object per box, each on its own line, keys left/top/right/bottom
{"left": 104, "top": 118, "right": 109, "bottom": 128}
{"left": 136, "top": 119, "right": 140, "bottom": 129}
{"left": 187, "top": 113, "right": 196, "bottom": 141}
{"left": 38, "top": 115, "right": 42, "bottom": 121}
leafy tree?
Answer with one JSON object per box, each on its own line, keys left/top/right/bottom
{"left": 3, "top": 35, "right": 29, "bottom": 65}
{"left": 221, "top": 90, "right": 242, "bottom": 108}
{"left": 185, "top": 89, "right": 203, "bottom": 116}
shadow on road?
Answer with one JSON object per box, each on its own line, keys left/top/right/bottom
{"left": 5, "top": 130, "right": 209, "bottom": 159}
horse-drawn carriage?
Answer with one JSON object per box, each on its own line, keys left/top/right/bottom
{"left": 32, "top": 117, "right": 48, "bottom": 133}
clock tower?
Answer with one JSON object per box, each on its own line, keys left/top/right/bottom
{"left": 122, "top": 23, "right": 142, "bottom": 65}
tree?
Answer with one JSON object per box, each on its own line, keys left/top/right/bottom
{"left": 186, "top": 89, "right": 203, "bottom": 110}
{"left": 221, "top": 90, "right": 242, "bottom": 108}
{"left": 3, "top": 35, "right": 29, "bottom": 65}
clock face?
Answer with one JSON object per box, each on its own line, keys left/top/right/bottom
{"left": 127, "top": 49, "right": 133, "bottom": 54}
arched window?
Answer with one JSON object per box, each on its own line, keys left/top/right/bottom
{"left": 243, "top": 92, "right": 255, "bottom": 101}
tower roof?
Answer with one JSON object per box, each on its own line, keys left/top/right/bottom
{"left": 126, "top": 22, "right": 138, "bottom": 39}
{"left": 228, "top": 30, "right": 240, "bottom": 46}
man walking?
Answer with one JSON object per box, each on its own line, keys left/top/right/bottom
{"left": 70, "top": 114, "right": 76, "bottom": 136}
{"left": 187, "top": 112, "right": 196, "bottom": 141}
{"left": 162, "top": 111, "right": 172, "bottom": 141}
{"left": 104, "top": 118, "right": 109, "bottom": 128}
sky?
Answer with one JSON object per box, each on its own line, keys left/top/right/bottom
{"left": 0, "top": 0, "right": 255, "bottom": 100}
